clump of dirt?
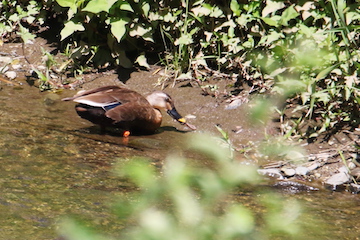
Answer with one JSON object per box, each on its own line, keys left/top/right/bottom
{"left": 1, "top": 37, "right": 360, "bottom": 193}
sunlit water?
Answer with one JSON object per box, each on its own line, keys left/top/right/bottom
{"left": 0, "top": 85, "right": 359, "bottom": 239}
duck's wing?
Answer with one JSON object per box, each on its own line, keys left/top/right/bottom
{"left": 62, "top": 86, "right": 121, "bottom": 101}
{"left": 62, "top": 86, "right": 146, "bottom": 109}
{"left": 105, "top": 103, "right": 151, "bottom": 122}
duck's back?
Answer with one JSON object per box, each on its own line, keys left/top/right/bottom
{"left": 65, "top": 86, "right": 161, "bottom": 134}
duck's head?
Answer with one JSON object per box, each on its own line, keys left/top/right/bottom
{"left": 146, "top": 91, "right": 186, "bottom": 123}
{"left": 147, "top": 91, "right": 196, "bottom": 131}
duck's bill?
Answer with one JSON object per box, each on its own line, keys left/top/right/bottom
{"left": 167, "top": 107, "right": 185, "bottom": 122}
{"left": 167, "top": 108, "right": 196, "bottom": 130}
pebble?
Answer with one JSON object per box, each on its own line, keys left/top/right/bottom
{"left": 12, "top": 64, "right": 22, "bottom": 70}
{"left": 349, "top": 183, "right": 360, "bottom": 194}
{"left": 0, "top": 56, "right": 12, "bottom": 64}
{"left": 44, "top": 93, "right": 60, "bottom": 106}
{"left": 347, "top": 162, "right": 356, "bottom": 170}
{"left": 325, "top": 171, "right": 351, "bottom": 186}
{"left": 314, "top": 173, "right": 321, "bottom": 178}
{"left": 350, "top": 168, "right": 360, "bottom": 178}
{"left": 4, "top": 71, "right": 17, "bottom": 80}
{"left": 338, "top": 166, "right": 348, "bottom": 173}
{"left": 295, "top": 166, "right": 309, "bottom": 175}
{"left": 225, "top": 98, "right": 245, "bottom": 110}
{"left": 257, "top": 168, "right": 284, "bottom": 179}
{"left": 273, "top": 180, "right": 319, "bottom": 193}
{"left": 185, "top": 114, "right": 196, "bottom": 119}
{"left": 281, "top": 167, "right": 296, "bottom": 177}
{"left": 306, "top": 162, "right": 320, "bottom": 171}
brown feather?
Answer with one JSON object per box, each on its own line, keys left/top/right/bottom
{"left": 62, "top": 85, "right": 187, "bottom": 135}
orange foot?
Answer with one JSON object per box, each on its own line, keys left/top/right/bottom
{"left": 123, "top": 130, "right": 130, "bottom": 138}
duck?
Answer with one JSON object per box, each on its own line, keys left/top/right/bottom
{"left": 62, "top": 85, "right": 196, "bottom": 136}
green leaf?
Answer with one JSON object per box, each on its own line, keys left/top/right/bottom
{"left": 210, "top": 6, "right": 224, "bottom": 18}
{"left": 56, "top": 0, "right": 77, "bottom": 12}
{"left": 262, "top": 0, "right": 285, "bottom": 17}
{"left": 315, "top": 63, "right": 340, "bottom": 81}
{"left": 280, "top": 5, "right": 299, "bottom": 26}
{"left": 215, "top": 125, "right": 229, "bottom": 141}
{"left": 230, "top": 0, "right": 241, "bottom": 17}
{"left": 82, "top": 0, "right": 117, "bottom": 13}
{"left": 174, "top": 34, "right": 193, "bottom": 45}
{"left": 119, "top": 1, "right": 133, "bottom": 12}
{"left": 60, "top": 21, "right": 85, "bottom": 40}
{"left": 110, "top": 19, "right": 128, "bottom": 42}
{"left": 129, "top": 25, "right": 154, "bottom": 42}
{"left": 135, "top": 53, "right": 150, "bottom": 69}
{"left": 312, "top": 91, "right": 330, "bottom": 104}
{"left": 19, "top": 24, "right": 35, "bottom": 43}
{"left": 141, "top": 2, "right": 150, "bottom": 16}
{"left": 261, "top": 17, "right": 279, "bottom": 27}
{"left": 336, "top": 0, "right": 346, "bottom": 24}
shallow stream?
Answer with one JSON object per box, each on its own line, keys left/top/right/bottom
{"left": 0, "top": 85, "right": 359, "bottom": 239}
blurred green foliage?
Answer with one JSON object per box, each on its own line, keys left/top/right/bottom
{"left": 58, "top": 134, "right": 303, "bottom": 240}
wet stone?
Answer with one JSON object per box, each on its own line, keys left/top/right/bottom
{"left": 350, "top": 168, "right": 360, "bottom": 178}
{"left": 257, "top": 168, "right": 284, "bottom": 179}
{"left": 4, "top": 71, "right": 17, "bottom": 80}
{"left": 273, "top": 180, "right": 319, "bottom": 193}
{"left": 347, "top": 162, "right": 356, "bottom": 170}
{"left": 44, "top": 93, "right": 60, "bottom": 106}
{"left": 325, "top": 171, "right": 351, "bottom": 187}
{"left": 349, "top": 183, "right": 360, "bottom": 194}
{"left": 306, "top": 161, "right": 321, "bottom": 171}
{"left": 281, "top": 167, "right": 296, "bottom": 177}
{"left": 295, "top": 166, "right": 309, "bottom": 176}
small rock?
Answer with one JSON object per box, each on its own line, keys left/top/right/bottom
{"left": 185, "top": 114, "right": 196, "bottom": 119}
{"left": 4, "top": 71, "right": 17, "bottom": 80}
{"left": 11, "top": 64, "right": 22, "bottom": 70}
{"left": 325, "top": 171, "right": 351, "bottom": 186}
{"left": 44, "top": 93, "right": 60, "bottom": 106}
{"left": 281, "top": 167, "right": 296, "bottom": 177}
{"left": 257, "top": 168, "right": 284, "bottom": 179}
{"left": 338, "top": 166, "right": 348, "bottom": 173}
{"left": 306, "top": 161, "right": 321, "bottom": 171}
{"left": 350, "top": 168, "right": 360, "bottom": 178}
{"left": 273, "top": 180, "right": 319, "bottom": 193}
{"left": 295, "top": 166, "right": 309, "bottom": 175}
{"left": 225, "top": 98, "right": 245, "bottom": 110}
{"left": 314, "top": 173, "right": 321, "bottom": 178}
{"left": 348, "top": 162, "right": 356, "bottom": 170}
{"left": 348, "top": 183, "right": 360, "bottom": 194}
{"left": 0, "top": 56, "right": 12, "bottom": 64}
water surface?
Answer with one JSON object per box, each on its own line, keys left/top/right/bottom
{"left": 0, "top": 85, "right": 359, "bottom": 239}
